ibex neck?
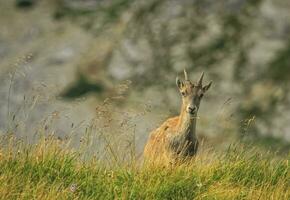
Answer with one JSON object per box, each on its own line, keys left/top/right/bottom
{"left": 177, "top": 104, "right": 197, "bottom": 140}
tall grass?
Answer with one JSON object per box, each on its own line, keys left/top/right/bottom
{"left": 0, "top": 134, "right": 288, "bottom": 200}
{"left": 1, "top": 57, "right": 289, "bottom": 199}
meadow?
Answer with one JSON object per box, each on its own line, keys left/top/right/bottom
{"left": 0, "top": 133, "right": 288, "bottom": 200}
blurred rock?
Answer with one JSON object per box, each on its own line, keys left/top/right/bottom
{"left": 61, "top": 0, "right": 102, "bottom": 11}
{"left": 1, "top": 0, "right": 290, "bottom": 149}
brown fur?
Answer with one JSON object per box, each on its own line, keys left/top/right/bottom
{"left": 143, "top": 71, "right": 212, "bottom": 164}
{"left": 143, "top": 116, "right": 181, "bottom": 162}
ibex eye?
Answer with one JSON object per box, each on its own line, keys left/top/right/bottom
{"left": 181, "top": 92, "right": 186, "bottom": 96}
{"left": 200, "top": 94, "right": 204, "bottom": 98}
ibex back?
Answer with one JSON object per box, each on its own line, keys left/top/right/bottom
{"left": 143, "top": 70, "right": 212, "bottom": 163}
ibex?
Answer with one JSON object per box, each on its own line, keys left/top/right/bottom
{"left": 143, "top": 70, "right": 212, "bottom": 163}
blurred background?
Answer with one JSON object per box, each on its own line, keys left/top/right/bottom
{"left": 0, "top": 0, "right": 290, "bottom": 155}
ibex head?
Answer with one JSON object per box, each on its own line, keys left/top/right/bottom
{"left": 176, "top": 70, "right": 212, "bottom": 116}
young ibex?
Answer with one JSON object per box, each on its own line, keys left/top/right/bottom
{"left": 143, "top": 70, "right": 212, "bottom": 163}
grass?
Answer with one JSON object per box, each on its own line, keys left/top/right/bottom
{"left": 0, "top": 135, "right": 288, "bottom": 200}
{"left": 1, "top": 55, "right": 289, "bottom": 199}
{"left": 1, "top": 66, "right": 289, "bottom": 199}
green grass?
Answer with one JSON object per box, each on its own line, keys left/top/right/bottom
{"left": 0, "top": 136, "right": 289, "bottom": 200}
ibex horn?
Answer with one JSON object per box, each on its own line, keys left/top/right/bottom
{"left": 184, "top": 69, "right": 188, "bottom": 80}
{"left": 198, "top": 72, "right": 204, "bottom": 86}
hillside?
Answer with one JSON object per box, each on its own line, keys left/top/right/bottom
{"left": 0, "top": 1, "right": 290, "bottom": 199}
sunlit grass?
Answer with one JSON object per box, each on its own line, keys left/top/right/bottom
{"left": 0, "top": 135, "right": 288, "bottom": 200}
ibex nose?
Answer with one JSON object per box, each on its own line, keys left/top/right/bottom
{"left": 187, "top": 105, "right": 197, "bottom": 114}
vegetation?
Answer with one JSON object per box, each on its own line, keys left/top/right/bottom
{"left": 0, "top": 135, "right": 288, "bottom": 199}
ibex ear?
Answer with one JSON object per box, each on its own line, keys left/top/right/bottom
{"left": 176, "top": 77, "right": 184, "bottom": 90}
{"left": 202, "top": 81, "right": 212, "bottom": 92}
